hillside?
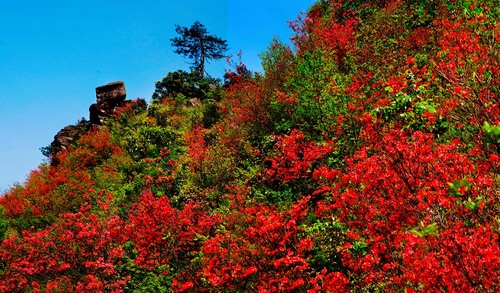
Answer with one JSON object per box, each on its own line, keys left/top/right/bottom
{"left": 1, "top": 0, "right": 499, "bottom": 292}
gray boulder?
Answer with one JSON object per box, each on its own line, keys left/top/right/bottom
{"left": 95, "top": 81, "right": 126, "bottom": 105}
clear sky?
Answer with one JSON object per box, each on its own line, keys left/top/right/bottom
{"left": 0, "top": 0, "right": 315, "bottom": 191}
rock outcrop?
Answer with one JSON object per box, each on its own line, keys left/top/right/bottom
{"left": 90, "top": 81, "right": 127, "bottom": 125}
{"left": 96, "top": 81, "right": 127, "bottom": 104}
{"left": 48, "top": 81, "right": 134, "bottom": 163}
{"left": 52, "top": 125, "right": 79, "bottom": 153}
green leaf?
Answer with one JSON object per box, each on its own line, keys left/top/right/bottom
{"left": 410, "top": 222, "right": 438, "bottom": 237}
{"left": 483, "top": 121, "right": 500, "bottom": 144}
{"left": 448, "top": 177, "right": 471, "bottom": 197}
{"left": 462, "top": 197, "right": 483, "bottom": 211}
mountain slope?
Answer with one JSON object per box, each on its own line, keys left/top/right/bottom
{"left": 1, "top": 0, "right": 499, "bottom": 292}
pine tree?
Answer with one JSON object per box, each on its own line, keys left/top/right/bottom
{"left": 171, "top": 21, "right": 228, "bottom": 77}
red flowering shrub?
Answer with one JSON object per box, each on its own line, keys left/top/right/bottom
{"left": 0, "top": 196, "right": 128, "bottom": 292}
{"left": 126, "top": 191, "right": 214, "bottom": 272}
{"left": 314, "top": 130, "right": 500, "bottom": 291}
{"left": 434, "top": 9, "right": 499, "bottom": 131}
{"left": 265, "top": 129, "right": 332, "bottom": 185}
{"left": 200, "top": 194, "right": 313, "bottom": 292}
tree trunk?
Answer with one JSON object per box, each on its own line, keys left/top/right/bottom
{"left": 199, "top": 39, "right": 206, "bottom": 77}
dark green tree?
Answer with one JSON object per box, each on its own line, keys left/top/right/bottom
{"left": 170, "top": 21, "right": 228, "bottom": 77}
{"left": 152, "top": 70, "right": 214, "bottom": 102}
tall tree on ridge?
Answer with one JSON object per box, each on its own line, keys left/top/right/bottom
{"left": 171, "top": 21, "right": 228, "bottom": 77}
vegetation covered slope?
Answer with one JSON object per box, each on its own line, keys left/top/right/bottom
{"left": 1, "top": 0, "right": 499, "bottom": 291}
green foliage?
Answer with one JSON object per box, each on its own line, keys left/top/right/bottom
{"left": 260, "top": 37, "right": 295, "bottom": 86}
{"left": 201, "top": 99, "right": 220, "bottom": 128}
{"left": 448, "top": 177, "right": 472, "bottom": 197}
{"left": 483, "top": 121, "right": 500, "bottom": 147}
{"left": 117, "top": 258, "right": 173, "bottom": 293}
{"left": 152, "top": 70, "right": 220, "bottom": 103}
{"left": 305, "top": 219, "right": 347, "bottom": 272}
{"left": 288, "top": 50, "right": 349, "bottom": 136}
{"left": 39, "top": 145, "right": 54, "bottom": 158}
{"left": 409, "top": 222, "right": 439, "bottom": 238}
{"left": 461, "top": 196, "right": 484, "bottom": 212}
{"left": 0, "top": 206, "right": 10, "bottom": 241}
{"left": 124, "top": 125, "right": 177, "bottom": 159}
{"left": 407, "top": 0, "right": 438, "bottom": 28}
{"left": 10, "top": 208, "right": 55, "bottom": 232}
{"left": 251, "top": 186, "right": 298, "bottom": 206}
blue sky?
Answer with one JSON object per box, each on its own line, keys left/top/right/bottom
{"left": 0, "top": 0, "right": 315, "bottom": 191}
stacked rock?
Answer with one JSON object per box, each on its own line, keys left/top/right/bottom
{"left": 89, "top": 81, "right": 127, "bottom": 125}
